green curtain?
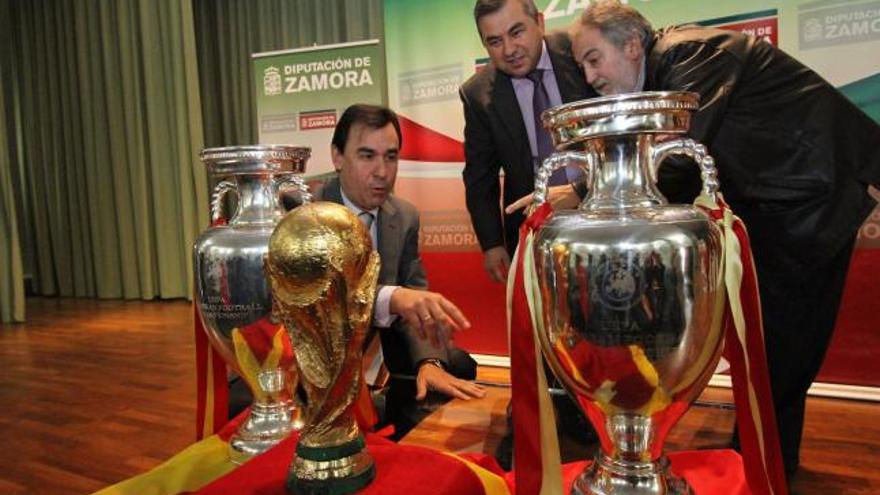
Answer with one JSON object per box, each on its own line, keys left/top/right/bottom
{"left": 0, "top": 0, "right": 25, "bottom": 322}
{"left": 1, "top": 0, "right": 383, "bottom": 319}
{"left": 193, "top": 0, "right": 384, "bottom": 147}
{"left": 6, "top": 0, "right": 209, "bottom": 302}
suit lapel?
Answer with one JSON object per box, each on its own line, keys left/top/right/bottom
{"left": 318, "top": 176, "right": 344, "bottom": 203}
{"left": 547, "top": 34, "right": 594, "bottom": 103}
{"left": 488, "top": 68, "right": 531, "bottom": 159}
{"left": 553, "top": 56, "right": 591, "bottom": 103}
{"left": 377, "top": 199, "right": 400, "bottom": 285}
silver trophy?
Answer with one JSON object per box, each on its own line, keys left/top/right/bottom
{"left": 532, "top": 92, "right": 725, "bottom": 494}
{"left": 193, "top": 145, "right": 311, "bottom": 463}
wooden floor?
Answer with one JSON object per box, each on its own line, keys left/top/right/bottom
{"left": 1, "top": 298, "right": 879, "bottom": 494}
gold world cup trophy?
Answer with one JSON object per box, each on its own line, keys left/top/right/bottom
{"left": 265, "top": 202, "right": 380, "bottom": 495}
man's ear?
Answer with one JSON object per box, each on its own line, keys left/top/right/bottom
{"left": 330, "top": 145, "right": 343, "bottom": 172}
{"left": 623, "top": 36, "right": 643, "bottom": 60}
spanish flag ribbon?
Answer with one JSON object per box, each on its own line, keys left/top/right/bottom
{"left": 195, "top": 218, "right": 232, "bottom": 440}
{"left": 507, "top": 202, "right": 562, "bottom": 495}
{"left": 694, "top": 193, "right": 788, "bottom": 495}
{"left": 231, "top": 319, "right": 293, "bottom": 403}
{"left": 91, "top": 413, "right": 509, "bottom": 495}
{"left": 194, "top": 303, "right": 229, "bottom": 440}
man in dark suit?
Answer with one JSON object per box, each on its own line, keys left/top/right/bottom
{"left": 318, "top": 104, "right": 486, "bottom": 439}
{"left": 565, "top": 0, "right": 880, "bottom": 481}
{"left": 461, "top": 0, "right": 599, "bottom": 470}
{"left": 460, "top": 0, "right": 596, "bottom": 283}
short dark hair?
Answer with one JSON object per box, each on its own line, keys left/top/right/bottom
{"left": 331, "top": 104, "right": 403, "bottom": 152}
{"left": 574, "top": 0, "right": 653, "bottom": 50}
{"left": 474, "top": 0, "right": 538, "bottom": 27}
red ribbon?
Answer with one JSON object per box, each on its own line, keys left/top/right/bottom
{"left": 704, "top": 199, "right": 788, "bottom": 495}
{"left": 509, "top": 203, "right": 553, "bottom": 494}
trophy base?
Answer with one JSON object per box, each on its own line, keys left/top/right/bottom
{"left": 287, "top": 435, "right": 375, "bottom": 495}
{"left": 572, "top": 453, "right": 692, "bottom": 495}
{"left": 229, "top": 399, "right": 303, "bottom": 464}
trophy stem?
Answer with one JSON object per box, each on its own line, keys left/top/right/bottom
{"left": 573, "top": 453, "right": 692, "bottom": 495}
{"left": 229, "top": 368, "right": 302, "bottom": 464}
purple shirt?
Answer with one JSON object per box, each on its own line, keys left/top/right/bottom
{"left": 511, "top": 41, "right": 563, "bottom": 164}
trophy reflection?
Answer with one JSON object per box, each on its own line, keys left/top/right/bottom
{"left": 532, "top": 92, "right": 725, "bottom": 494}
{"left": 266, "top": 202, "right": 379, "bottom": 495}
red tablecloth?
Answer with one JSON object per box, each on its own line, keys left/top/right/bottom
{"left": 193, "top": 432, "right": 506, "bottom": 495}
{"left": 502, "top": 449, "right": 749, "bottom": 494}
{"left": 192, "top": 429, "right": 746, "bottom": 495}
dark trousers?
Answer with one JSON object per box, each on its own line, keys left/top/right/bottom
{"left": 754, "top": 237, "right": 856, "bottom": 477}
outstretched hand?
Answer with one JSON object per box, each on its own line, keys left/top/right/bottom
{"left": 415, "top": 362, "right": 487, "bottom": 401}
{"left": 389, "top": 287, "right": 470, "bottom": 348}
{"left": 505, "top": 183, "right": 581, "bottom": 214}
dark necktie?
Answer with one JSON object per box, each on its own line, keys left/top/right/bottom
{"left": 358, "top": 210, "right": 374, "bottom": 230}
{"left": 358, "top": 210, "right": 377, "bottom": 249}
{"left": 356, "top": 209, "right": 387, "bottom": 388}
{"left": 527, "top": 69, "right": 567, "bottom": 185}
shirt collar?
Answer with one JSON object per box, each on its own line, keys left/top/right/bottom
{"left": 340, "top": 187, "right": 379, "bottom": 217}
{"left": 536, "top": 40, "right": 553, "bottom": 71}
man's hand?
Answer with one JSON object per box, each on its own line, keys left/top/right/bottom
{"left": 483, "top": 246, "right": 511, "bottom": 283}
{"left": 390, "top": 288, "right": 470, "bottom": 347}
{"left": 415, "top": 362, "right": 487, "bottom": 401}
{"left": 505, "top": 184, "right": 581, "bottom": 215}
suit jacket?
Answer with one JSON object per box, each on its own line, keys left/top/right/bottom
{"left": 645, "top": 26, "right": 880, "bottom": 276}
{"left": 460, "top": 31, "right": 596, "bottom": 253}
{"left": 317, "top": 177, "right": 450, "bottom": 375}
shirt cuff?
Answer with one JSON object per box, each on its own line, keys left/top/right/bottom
{"left": 373, "top": 285, "right": 400, "bottom": 328}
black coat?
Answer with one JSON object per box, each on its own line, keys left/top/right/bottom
{"left": 460, "top": 31, "right": 596, "bottom": 253}
{"left": 646, "top": 25, "right": 880, "bottom": 276}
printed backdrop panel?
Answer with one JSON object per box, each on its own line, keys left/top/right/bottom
{"left": 254, "top": 40, "right": 386, "bottom": 175}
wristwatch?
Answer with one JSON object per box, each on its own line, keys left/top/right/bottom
{"left": 419, "top": 358, "right": 445, "bottom": 371}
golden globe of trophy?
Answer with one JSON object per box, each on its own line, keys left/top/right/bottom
{"left": 193, "top": 145, "right": 311, "bottom": 463}
{"left": 265, "top": 201, "right": 380, "bottom": 495}
{"left": 532, "top": 92, "right": 725, "bottom": 494}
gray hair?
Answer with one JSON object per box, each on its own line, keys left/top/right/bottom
{"left": 574, "top": 0, "right": 653, "bottom": 50}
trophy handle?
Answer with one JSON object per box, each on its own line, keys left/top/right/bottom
{"left": 277, "top": 175, "right": 313, "bottom": 208}
{"left": 210, "top": 180, "right": 237, "bottom": 223}
{"left": 533, "top": 151, "right": 596, "bottom": 206}
{"left": 650, "top": 138, "right": 720, "bottom": 200}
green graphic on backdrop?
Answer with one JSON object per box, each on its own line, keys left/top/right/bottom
{"left": 842, "top": 74, "right": 880, "bottom": 123}
{"left": 253, "top": 40, "right": 386, "bottom": 176}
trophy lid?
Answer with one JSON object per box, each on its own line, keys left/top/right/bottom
{"left": 200, "top": 145, "right": 311, "bottom": 175}
{"left": 542, "top": 91, "right": 699, "bottom": 149}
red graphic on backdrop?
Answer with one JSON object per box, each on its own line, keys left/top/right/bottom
{"left": 398, "top": 114, "right": 465, "bottom": 162}
{"left": 716, "top": 17, "right": 778, "bottom": 46}
{"left": 299, "top": 110, "right": 337, "bottom": 130}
